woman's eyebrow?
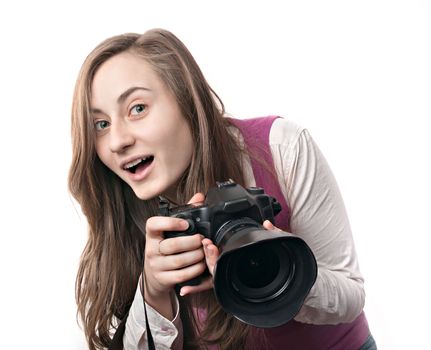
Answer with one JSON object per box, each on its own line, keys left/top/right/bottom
{"left": 90, "top": 107, "right": 103, "bottom": 115}
{"left": 117, "top": 86, "right": 152, "bottom": 104}
{"left": 90, "top": 86, "right": 152, "bottom": 115}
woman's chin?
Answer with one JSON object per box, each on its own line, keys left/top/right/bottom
{"left": 129, "top": 181, "right": 168, "bottom": 201}
{"left": 132, "top": 188, "right": 158, "bottom": 201}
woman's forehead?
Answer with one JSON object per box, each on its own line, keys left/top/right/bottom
{"left": 90, "top": 53, "right": 162, "bottom": 108}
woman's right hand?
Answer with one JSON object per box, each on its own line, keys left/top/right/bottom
{"left": 143, "top": 193, "right": 207, "bottom": 318}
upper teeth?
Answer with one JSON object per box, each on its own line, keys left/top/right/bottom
{"left": 124, "top": 157, "right": 146, "bottom": 169}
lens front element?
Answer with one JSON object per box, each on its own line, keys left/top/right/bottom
{"left": 213, "top": 228, "right": 317, "bottom": 328}
{"left": 230, "top": 242, "right": 295, "bottom": 303}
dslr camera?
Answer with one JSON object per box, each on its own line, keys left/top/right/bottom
{"left": 160, "top": 180, "right": 317, "bottom": 328}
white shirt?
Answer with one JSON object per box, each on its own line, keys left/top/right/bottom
{"left": 124, "top": 117, "right": 365, "bottom": 349}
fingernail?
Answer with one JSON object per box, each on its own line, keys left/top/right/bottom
{"left": 265, "top": 220, "right": 275, "bottom": 229}
{"left": 181, "top": 220, "right": 189, "bottom": 229}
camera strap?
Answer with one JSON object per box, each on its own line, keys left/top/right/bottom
{"left": 108, "top": 273, "right": 155, "bottom": 350}
{"left": 141, "top": 274, "right": 156, "bottom": 350}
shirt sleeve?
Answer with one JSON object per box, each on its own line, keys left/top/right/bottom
{"left": 269, "top": 117, "right": 365, "bottom": 325}
{"left": 123, "top": 277, "right": 183, "bottom": 350}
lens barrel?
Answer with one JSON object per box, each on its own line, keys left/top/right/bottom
{"left": 213, "top": 224, "right": 317, "bottom": 328}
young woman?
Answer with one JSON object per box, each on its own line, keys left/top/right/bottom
{"left": 69, "top": 29, "right": 376, "bottom": 349}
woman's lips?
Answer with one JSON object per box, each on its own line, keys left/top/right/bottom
{"left": 127, "top": 156, "right": 155, "bottom": 181}
{"left": 123, "top": 155, "right": 154, "bottom": 172}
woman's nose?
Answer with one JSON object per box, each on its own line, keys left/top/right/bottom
{"left": 109, "top": 120, "right": 135, "bottom": 153}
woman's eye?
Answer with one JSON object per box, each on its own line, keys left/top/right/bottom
{"left": 130, "top": 104, "right": 146, "bottom": 116}
{"left": 95, "top": 120, "right": 110, "bottom": 131}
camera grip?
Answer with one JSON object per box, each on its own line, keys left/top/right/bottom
{"left": 163, "top": 220, "right": 206, "bottom": 289}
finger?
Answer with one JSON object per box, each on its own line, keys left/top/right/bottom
{"left": 155, "top": 261, "right": 207, "bottom": 286}
{"left": 187, "top": 192, "right": 205, "bottom": 205}
{"left": 156, "top": 247, "right": 205, "bottom": 271}
{"left": 202, "top": 239, "right": 219, "bottom": 276}
{"left": 179, "top": 276, "right": 213, "bottom": 296}
{"left": 263, "top": 219, "right": 282, "bottom": 231}
{"left": 146, "top": 216, "right": 189, "bottom": 240}
{"left": 160, "top": 233, "right": 204, "bottom": 255}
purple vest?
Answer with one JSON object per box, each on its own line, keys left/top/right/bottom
{"left": 228, "top": 116, "right": 370, "bottom": 350}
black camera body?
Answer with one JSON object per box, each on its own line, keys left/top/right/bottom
{"left": 160, "top": 180, "right": 317, "bottom": 328}
{"left": 160, "top": 179, "right": 281, "bottom": 243}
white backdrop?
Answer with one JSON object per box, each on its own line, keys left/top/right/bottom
{"left": 0, "top": 1, "right": 430, "bottom": 349}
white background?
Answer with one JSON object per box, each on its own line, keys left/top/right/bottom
{"left": 0, "top": 1, "right": 430, "bottom": 349}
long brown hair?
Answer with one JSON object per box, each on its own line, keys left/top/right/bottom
{"left": 69, "top": 29, "right": 254, "bottom": 349}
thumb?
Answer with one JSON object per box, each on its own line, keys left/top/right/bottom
{"left": 187, "top": 192, "right": 205, "bottom": 205}
{"left": 263, "top": 220, "right": 282, "bottom": 232}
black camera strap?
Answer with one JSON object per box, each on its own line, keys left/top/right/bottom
{"left": 141, "top": 274, "right": 156, "bottom": 350}
{"left": 109, "top": 273, "right": 155, "bottom": 350}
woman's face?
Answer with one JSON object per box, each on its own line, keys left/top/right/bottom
{"left": 90, "top": 51, "right": 194, "bottom": 200}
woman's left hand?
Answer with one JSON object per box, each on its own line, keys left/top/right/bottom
{"left": 178, "top": 220, "right": 280, "bottom": 296}
{"left": 178, "top": 237, "right": 219, "bottom": 296}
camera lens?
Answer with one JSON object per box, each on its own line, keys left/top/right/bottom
{"left": 213, "top": 226, "right": 317, "bottom": 328}
{"left": 235, "top": 244, "right": 279, "bottom": 288}
{"left": 229, "top": 241, "right": 294, "bottom": 303}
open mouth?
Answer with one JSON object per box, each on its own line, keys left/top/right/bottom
{"left": 123, "top": 156, "right": 154, "bottom": 174}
